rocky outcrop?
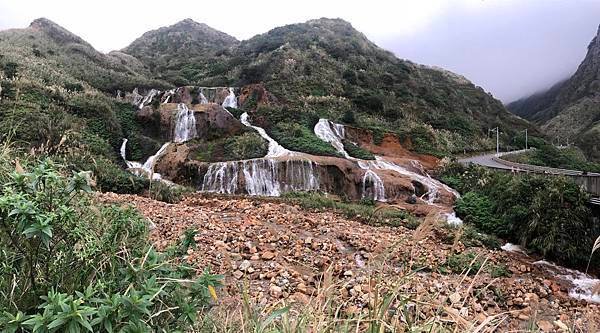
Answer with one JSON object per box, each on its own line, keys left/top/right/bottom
{"left": 343, "top": 126, "right": 440, "bottom": 170}
{"left": 137, "top": 102, "right": 244, "bottom": 141}
{"left": 130, "top": 86, "right": 457, "bottom": 207}
{"left": 154, "top": 149, "right": 453, "bottom": 205}
{"left": 237, "top": 84, "right": 278, "bottom": 109}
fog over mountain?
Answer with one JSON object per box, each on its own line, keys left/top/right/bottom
{"left": 1, "top": 0, "right": 599, "bottom": 102}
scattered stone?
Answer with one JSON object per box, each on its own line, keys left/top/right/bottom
{"left": 261, "top": 251, "right": 276, "bottom": 260}
{"left": 239, "top": 260, "right": 251, "bottom": 271}
{"left": 96, "top": 192, "right": 600, "bottom": 331}
{"left": 537, "top": 320, "right": 553, "bottom": 332}
{"left": 449, "top": 292, "right": 461, "bottom": 304}
{"left": 269, "top": 285, "right": 282, "bottom": 297}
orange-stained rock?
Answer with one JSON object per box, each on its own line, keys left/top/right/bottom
{"left": 345, "top": 126, "right": 440, "bottom": 170}
{"left": 238, "top": 84, "right": 277, "bottom": 109}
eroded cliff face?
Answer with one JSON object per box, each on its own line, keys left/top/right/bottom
{"left": 125, "top": 85, "right": 458, "bottom": 208}
{"left": 136, "top": 100, "right": 244, "bottom": 141}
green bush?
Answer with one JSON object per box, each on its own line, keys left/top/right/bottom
{"left": 2, "top": 61, "right": 18, "bottom": 79}
{"left": 455, "top": 192, "right": 505, "bottom": 235}
{"left": 281, "top": 192, "right": 415, "bottom": 227}
{"left": 271, "top": 122, "right": 341, "bottom": 157}
{"left": 149, "top": 181, "right": 191, "bottom": 204}
{"left": 223, "top": 132, "right": 268, "bottom": 160}
{"left": 442, "top": 162, "right": 599, "bottom": 268}
{"left": 63, "top": 82, "right": 84, "bottom": 92}
{"left": 343, "top": 141, "right": 374, "bottom": 160}
{"left": 0, "top": 159, "right": 221, "bottom": 332}
{"left": 443, "top": 252, "right": 510, "bottom": 277}
{"left": 509, "top": 144, "right": 600, "bottom": 173}
{"left": 341, "top": 110, "right": 356, "bottom": 124}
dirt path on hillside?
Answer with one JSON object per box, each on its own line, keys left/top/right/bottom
{"left": 97, "top": 193, "right": 600, "bottom": 332}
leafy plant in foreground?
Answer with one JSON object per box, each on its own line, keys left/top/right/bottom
{"left": 0, "top": 159, "right": 221, "bottom": 332}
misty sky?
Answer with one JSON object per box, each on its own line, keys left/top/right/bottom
{"left": 0, "top": 0, "right": 598, "bottom": 102}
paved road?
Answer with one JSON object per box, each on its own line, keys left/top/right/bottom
{"left": 459, "top": 152, "right": 515, "bottom": 170}
{"left": 460, "top": 149, "right": 599, "bottom": 176}
{"left": 459, "top": 150, "right": 600, "bottom": 201}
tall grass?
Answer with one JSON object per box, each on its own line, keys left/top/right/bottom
{"left": 281, "top": 192, "right": 417, "bottom": 228}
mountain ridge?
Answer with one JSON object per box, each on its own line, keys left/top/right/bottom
{"left": 507, "top": 24, "right": 600, "bottom": 159}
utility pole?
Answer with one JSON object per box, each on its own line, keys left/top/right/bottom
{"left": 525, "top": 129, "right": 528, "bottom": 150}
{"left": 489, "top": 127, "right": 499, "bottom": 155}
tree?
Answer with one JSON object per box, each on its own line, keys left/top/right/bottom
{"left": 2, "top": 62, "right": 18, "bottom": 79}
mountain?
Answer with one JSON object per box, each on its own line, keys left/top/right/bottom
{"left": 0, "top": 18, "right": 167, "bottom": 92}
{"left": 507, "top": 25, "right": 600, "bottom": 160}
{"left": 122, "top": 18, "right": 239, "bottom": 85}
{"left": 122, "top": 18, "right": 534, "bottom": 156}
{"left": 0, "top": 18, "right": 169, "bottom": 193}
{"left": 0, "top": 17, "right": 536, "bottom": 196}
{"left": 506, "top": 79, "right": 567, "bottom": 121}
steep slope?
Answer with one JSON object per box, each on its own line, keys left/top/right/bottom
{"left": 0, "top": 18, "right": 168, "bottom": 193}
{"left": 506, "top": 79, "right": 566, "bottom": 121}
{"left": 507, "top": 25, "right": 600, "bottom": 160}
{"left": 0, "top": 18, "right": 168, "bottom": 92}
{"left": 124, "top": 18, "right": 534, "bottom": 156}
{"left": 122, "top": 18, "right": 239, "bottom": 85}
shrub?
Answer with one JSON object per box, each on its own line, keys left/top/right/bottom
{"left": 149, "top": 181, "right": 191, "bottom": 204}
{"left": 455, "top": 192, "right": 505, "bottom": 235}
{"left": 443, "top": 252, "right": 509, "bottom": 277}
{"left": 63, "top": 82, "right": 84, "bottom": 92}
{"left": 223, "top": 132, "right": 268, "bottom": 160}
{"left": 343, "top": 141, "right": 374, "bottom": 160}
{"left": 271, "top": 122, "right": 341, "bottom": 157}
{"left": 226, "top": 106, "right": 244, "bottom": 119}
{"left": 2, "top": 61, "right": 18, "bottom": 79}
{"left": 341, "top": 110, "right": 356, "bottom": 124}
{"left": 442, "top": 162, "right": 600, "bottom": 268}
{"left": 281, "top": 192, "right": 415, "bottom": 227}
{"left": 0, "top": 159, "right": 221, "bottom": 332}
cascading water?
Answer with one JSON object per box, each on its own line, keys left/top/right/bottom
{"left": 362, "top": 169, "right": 386, "bottom": 201}
{"left": 198, "top": 89, "right": 208, "bottom": 104}
{"left": 222, "top": 88, "right": 238, "bottom": 108}
{"left": 314, "top": 119, "right": 350, "bottom": 159}
{"left": 240, "top": 112, "right": 291, "bottom": 158}
{"left": 138, "top": 89, "right": 160, "bottom": 109}
{"left": 533, "top": 260, "right": 600, "bottom": 304}
{"left": 120, "top": 139, "right": 142, "bottom": 169}
{"left": 199, "top": 107, "right": 320, "bottom": 196}
{"left": 201, "top": 159, "right": 320, "bottom": 196}
{"left": 368, "top": 157, "right": 444, "bottom": 204}
{"left": 202, "top": 162, "right": 239, "bottom": 194}
{"left": 173, "top": 103, "right": 197, "bottom": 143}
{"left": 314, "top": 118, "right": 460, "bottom": 204}
{"left": 315, "top": 119, "right": 386, "bottom": 201}
{"left": 120, "top": 139, "right": 171, "bottom": 180}
{"left": 131, "top": 88, "right": 143, "bottom": 107}
{"left": 162, "top": 89, "right": 176, "bottom": 104}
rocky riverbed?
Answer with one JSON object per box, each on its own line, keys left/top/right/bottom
{"left": 98, "top": 192, "right": 600, "bottom": 332}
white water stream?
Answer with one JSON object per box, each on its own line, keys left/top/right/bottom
{"left": 120, "top": 139, "right": 171, "bottom": 180}
{"left": 173, "top": 103, "right": 197, "bottom": 143}
{"left": 535, "top": 260, "right": 600, "bottom": 303}
{"left": 240, "top": 112, "right": 291, "bottom": 158}
{"left": 222, "top": 88, "right": 238, "bottom": 108}
{"left": 314, "top": 118, "right": 458, "bottom": 204}
{"left": 201, "top": 111, "right": 319, "bottom": 196}
{"left": 199, "top": 89, "right": 209, "bottom": 104}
